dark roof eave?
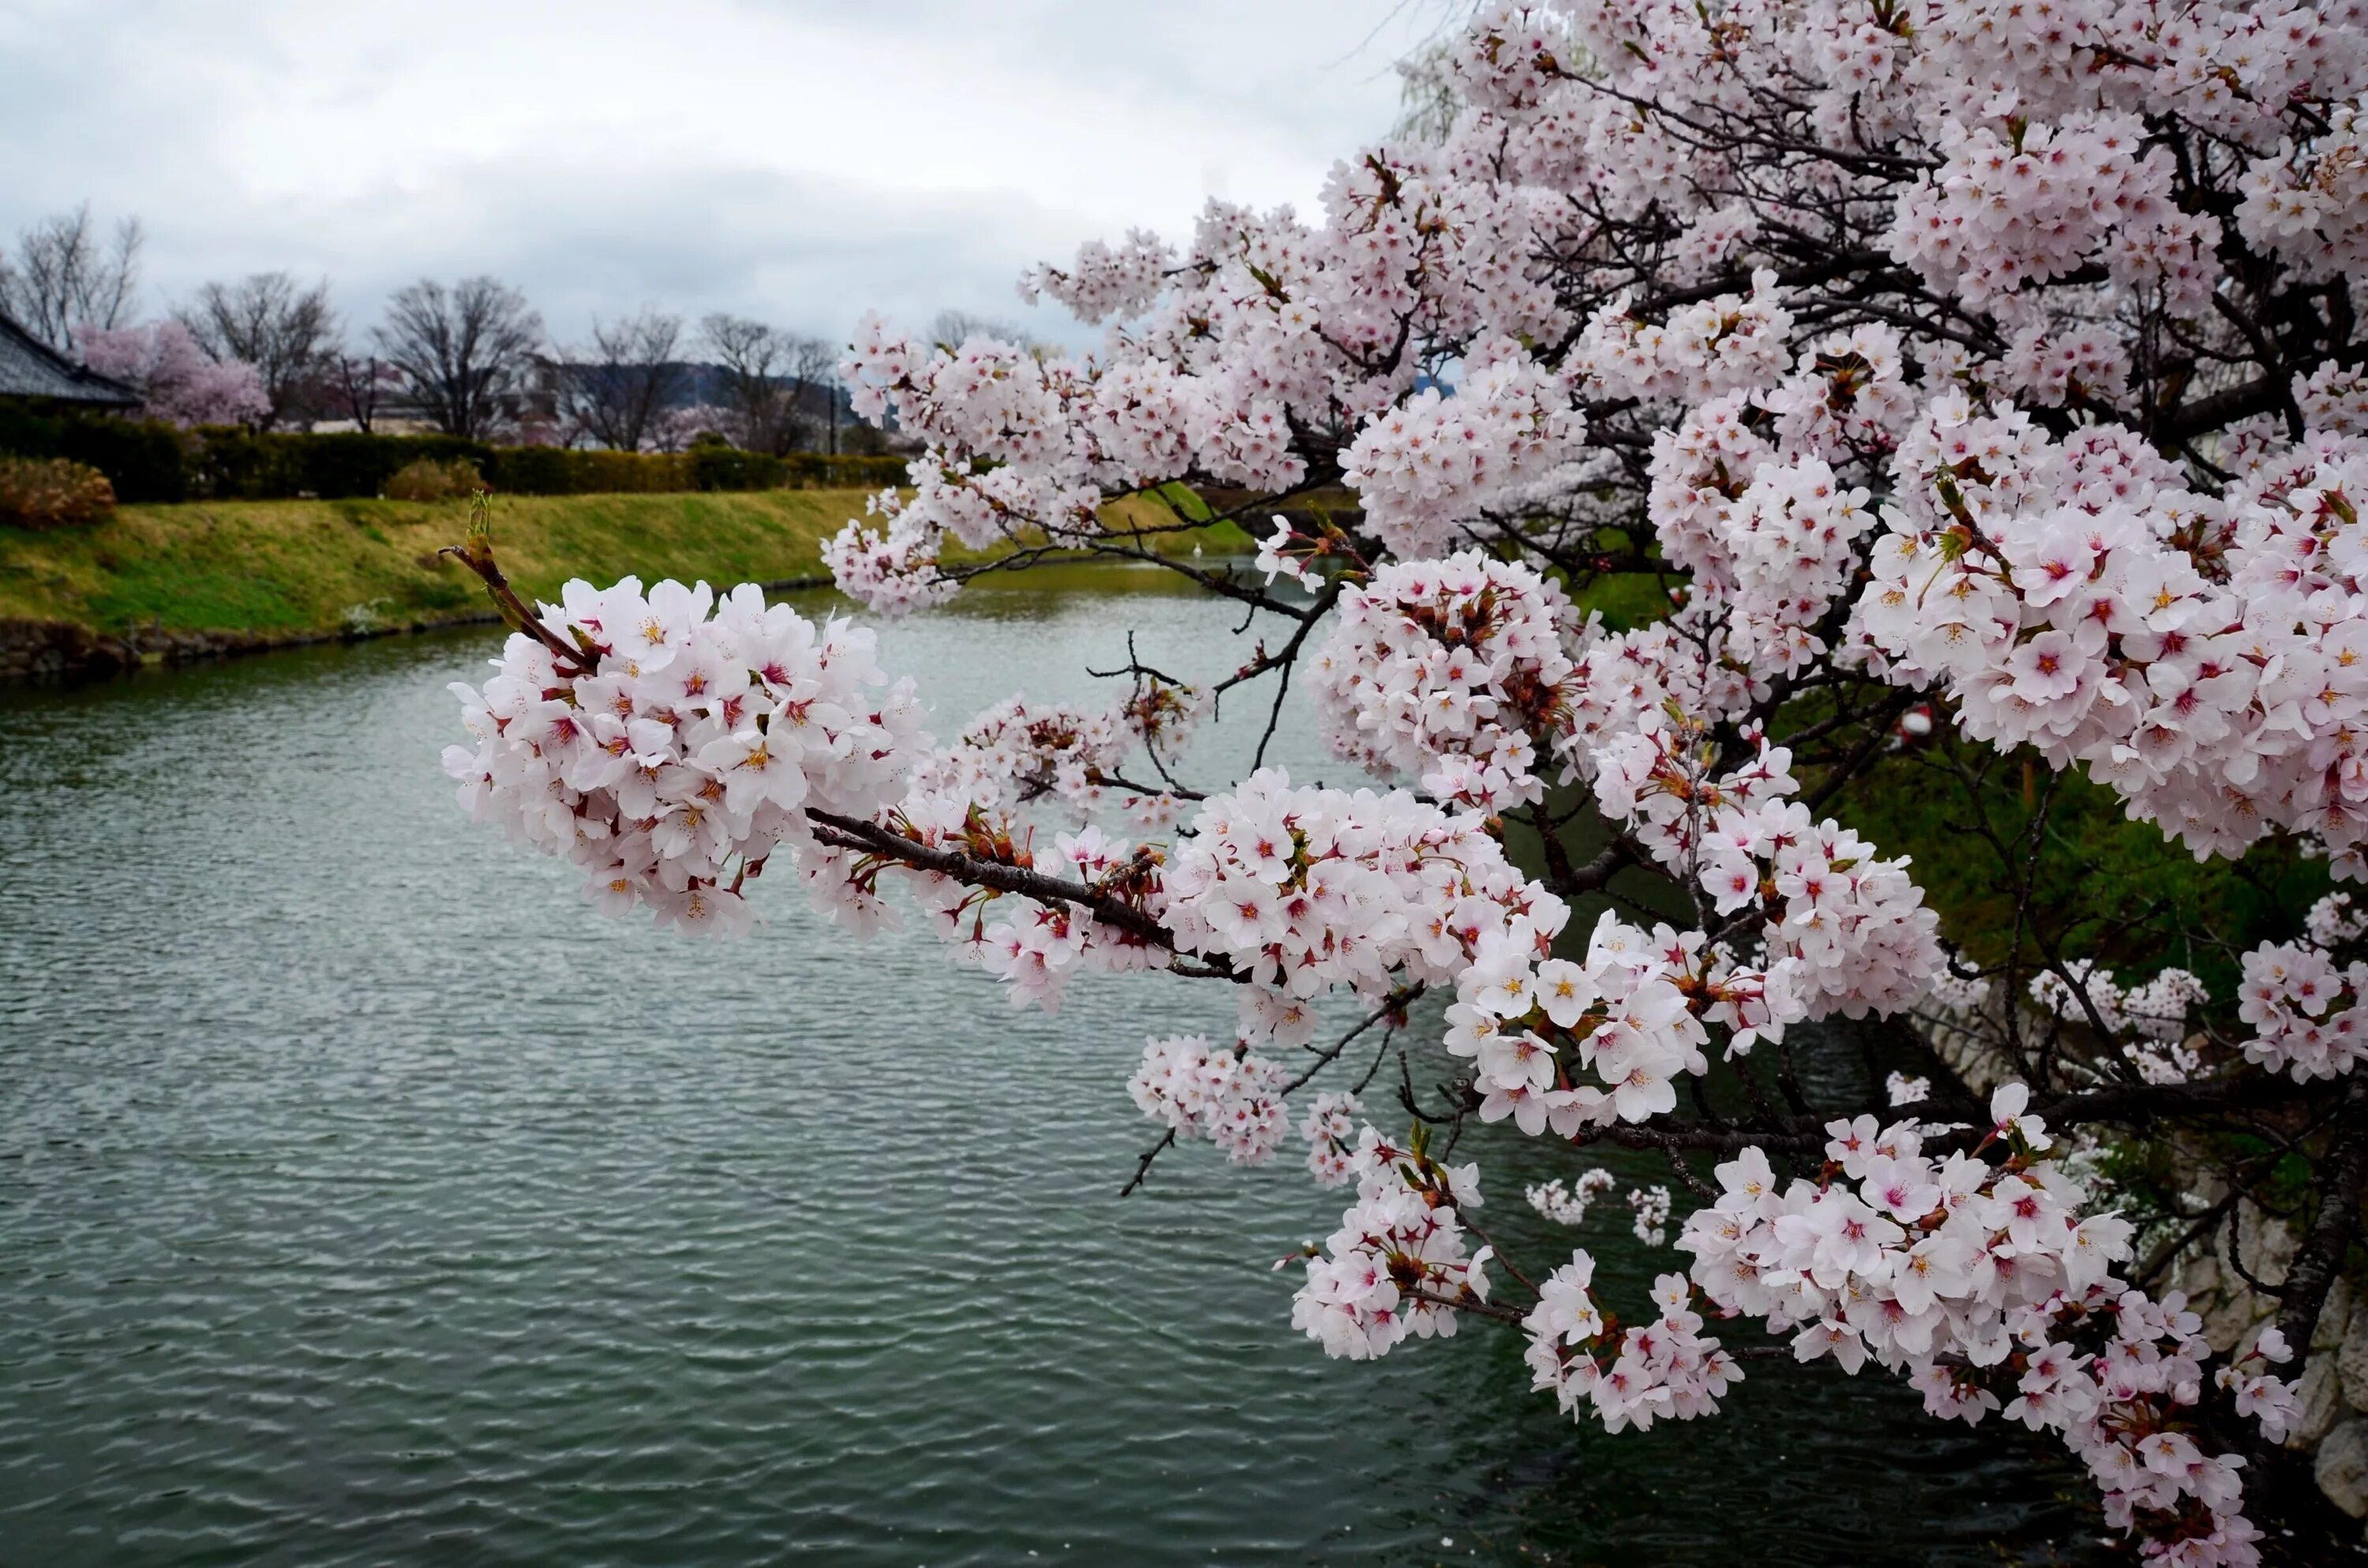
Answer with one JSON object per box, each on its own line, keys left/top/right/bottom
{"left": 0, "top": 310, "right": 144, "bottom": 407}
{"left": 0, "top": 385, "right": 142, "bottom": 410}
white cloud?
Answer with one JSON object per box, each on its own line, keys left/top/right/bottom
{"left": 0, "top": 0, "right": 1456, "bottom": 348}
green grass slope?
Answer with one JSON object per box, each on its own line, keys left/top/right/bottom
{"left": 0, "top": 489, "right": 1250, "bottom": 640}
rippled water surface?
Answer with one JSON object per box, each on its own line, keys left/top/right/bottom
{"left": 0, "top": 567, "right": 2097, "bottom": 1566}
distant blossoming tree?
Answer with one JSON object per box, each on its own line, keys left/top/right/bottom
{"left": 440, "top": 3, "right": 2368, "bottom": 1558}
{"left": 646, "top": 403, "right": 740, "bottom": 453}
{"left": 78, "top": 319, "right": 270, "bottom": 428}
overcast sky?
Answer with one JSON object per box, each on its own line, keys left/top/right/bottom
{"left": 0, "top": 0, "right": 1453, "bottom": 352}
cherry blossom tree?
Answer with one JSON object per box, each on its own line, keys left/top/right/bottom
{"left": 437, "top": 4, "right": 2368, "bottom": 1557}
{"left": 77, "top": 319, "right": 270, "bottom": 428}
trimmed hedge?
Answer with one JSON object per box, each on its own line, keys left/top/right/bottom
{"left": 781, "top": 452, "right": 912, "bottom": 489}
{"left": 0, "top": 406, "right": 189, "bottom": 502}
{"left": 195, "top": 428, "right": 493, "bottom": 500}
{"left": 0, "top": 410, "right": 909, "bottom": 501}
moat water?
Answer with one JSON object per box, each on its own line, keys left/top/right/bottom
{"left": 0, "top": 567, "right": 2092, "bottom": 1565}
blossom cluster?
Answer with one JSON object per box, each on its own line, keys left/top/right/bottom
{"left": 444, "top": 578, "right": 926, "bottom": 935}
{"left": 1521, "top": 1254, "right": 1740, "bottom": 1434}
{"left": 1677, "top": 1087, "right": 2291, "bottom": 1566}
{"left": 1291, "top": 1125, "right": 1492, "bottom": 1361}
{"left": 820, "top": 484, "right": 961, "bottom": 616}
{"left": 1445, "top": 909, "right": 1725, "bottom": 1136}
{"left": 1310, "top": 550, "right": 1576, "bottom": 809}
{"left": 1856, "top": 426, "right": 2368, "bottom": 869}
{"left": 1709, "top": 457, "right": 1882, "bottom": 676}
{"left": 908, "top": 683, "right": 1200, "bottom": 832}
{"left": 1553, "top": 607, "right": 1759, "bottom": 770}
{"left": 2238, "top": 915, "right": 2368, "bottom": 1083}
{"left": 2237, "top": 104, "right": 2368, "bottom": 285}
{"left": 1127, "top": 1035, "right": 1289, "bottom": 1166}
{"left": 1301, "top": 1091, "right": 1363, "bottom": 1186}
{"left": 1526, "top": 1167, "right": 1615, "bottom": 1227}
{"left": 2309, "top": 889, "right": 2368, "bottom": 947}
{"left": 1017, "top": 227, "right": 1175, "bottom": 324}
{"left": 1613, "top": 326, "right": 1923, "bottom": 690}
{"left": 1626, "top": 1184, "right": 1672, "bottom": 1248}
{"left": 1573, "top": 271, "right": 1793, "bottom": 404}
{"left": 1588, "top": 723, "right": 1943, "bottom": 1020}
{"left": 834, "top": 810, "right": 1166, "bottom": 1012}
{"left": 1338, "top": 344, "right": 1587, "bottom": 559}
{"left": 1160, "top": 768, "right": 1569, "bottom": 1047}
{"left": 1887, "top": 114, "right": 2215, "bottom": 312}
{"left": 2029, "top": 963, "right": 2209, "bottom": 1085}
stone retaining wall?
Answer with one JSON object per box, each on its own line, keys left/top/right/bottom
{"left": 1924, "top": 1004, "right": 2366, "bottom": 1532}
{"left": 0, "top": 614, "right": 495, "bottom": 681}
{"left": 0, "top": 618, "right": 145, "bottom": 679}
{"left": 2165, "top": 1207, "right": 2368, "bottom": 1525}
{"left": 0, "top": 576, "right": 834, "bottom": 684}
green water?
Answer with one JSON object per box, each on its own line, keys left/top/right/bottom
{"left": 0, "top": 568, "right": 2093, "bottom": 1565}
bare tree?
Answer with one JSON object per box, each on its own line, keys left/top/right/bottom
{"left": 699, "top": 314, "right": 788, "bottom": 453}
{"left": 559, "top": 309, "right": 688, "bottom": 451}
{"left": 779, "top": 333, "right": 841, "bottom": 454}
{"left": 787, "top": 335, "right": 837, "bottom": 395}
{"left": 320, "top": 349, "right": 397, "bottom": 433}
{"left": 0, "top": 204, "right": 144, "bottom": 353}
{"left": 373, "top": 277, "right": 544, "bottom": 441}
{"left": 700, "top": 314, "right": 842, "bottom": 455}
{"left": 176, "top": 272, "right": 335, "bottom": 429}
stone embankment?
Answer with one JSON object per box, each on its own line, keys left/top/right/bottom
{"left": 2164, "top": 1211, "right": 2368, "bottom": 1525}
{"left": 0, "top": 612, "right": 500, "bottom": 680}
{"left": 0, "top": 574, "right": 837, "bottom": 683}
{"left": 1924, "top": 1004, "right": 2368, "bottom": 1532}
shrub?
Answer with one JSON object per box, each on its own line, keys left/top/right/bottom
{"left": 0, "top": 456, "right": 117, "bottom": 530}
{"left": 384, "top": 457, "right": 485, "bottom": 502}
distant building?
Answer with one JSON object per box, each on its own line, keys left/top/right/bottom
{"left": 0, "top": 310, "right": 138, "bottom": 410}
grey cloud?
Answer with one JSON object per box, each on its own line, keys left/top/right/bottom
{"left": 0, "top": 0, "right": 1433, "bottom": 351}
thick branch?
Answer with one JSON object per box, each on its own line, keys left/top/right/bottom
{"left": 2272, "top": 1076, "right": 2368, "bottom": 1364}
{"left": 803, "top": 807, "right": 1183, "bottom": 954}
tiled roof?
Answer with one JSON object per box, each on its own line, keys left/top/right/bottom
{"left": 0, "top": 312, "right": 138, "bottom": 406}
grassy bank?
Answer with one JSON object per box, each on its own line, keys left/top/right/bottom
{"left": 0, "top": 488, "right": 1246, "bottom": 642}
